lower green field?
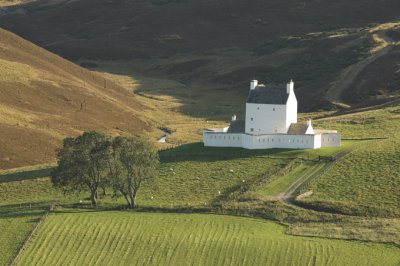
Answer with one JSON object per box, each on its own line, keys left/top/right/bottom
{"left": 17, "top": 211, "right": 400, "bottom": 266}
{"left": 1, "top": 136, "right": 398, "bottom": 265}
{"left": 0, "top": 207, "right": 45, "bottom": 266}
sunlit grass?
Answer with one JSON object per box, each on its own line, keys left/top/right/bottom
{"left": 17, "top": 211, "right": 400, "bottom": 266}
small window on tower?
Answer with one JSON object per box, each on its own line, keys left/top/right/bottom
{"left": 250, "top": 128, "right": 254, "bottom": 132}
{"left": 273, "top": 108, "right": 276, "bottom": 111}
{"left": 257, "top": 107, "right": 260, "bottom": 110}
{"left": 251, "top": 118, "right": 254, "bottom": 121}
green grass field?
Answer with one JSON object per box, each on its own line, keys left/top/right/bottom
{"left": 302, "top": 137, "right": 400, "bottom": 216}
{"left": 0, "top": 207, "right": 45, "bottom": 266}
{"left": 1, "top": 130, "right": 399, "bottom": 265}
{"left": 301, "top": 106, "right": 400, "bottom": 216}
{"left": 257, "top": 163, "right": 310, "bottom": 197}
{"left": 16, "top": 211, "right": 400, "bottom": 266}
{"left": 0, "top": 165, "right": 79, "bottom": 266}
{"left": 0, "top": 141, "right": 358, "bottom": 265}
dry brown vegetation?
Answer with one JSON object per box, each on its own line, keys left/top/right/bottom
{"left": 0, "top": 0, "right": 34, "bottom": 7}
{"left": 1, "top": 0, "right": 400, "bottom": 110}
{"left": 0, "top": 28, "right": 154, "bottom": 169}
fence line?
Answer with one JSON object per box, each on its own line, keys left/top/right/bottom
{"left": 294, "top": 140, "right": 373, "bottom": 195}
{"left": 11, "top": 204, "right": 54, "bottom": 266}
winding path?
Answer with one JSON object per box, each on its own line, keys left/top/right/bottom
{"left": 278, "top": 150, "right": 354, "bottom": 206}
{"left": 278, "top": 163, "right": 326, "bottom": 204}
{"left": 326, "top": 30, "right": 396, "bottom": 103}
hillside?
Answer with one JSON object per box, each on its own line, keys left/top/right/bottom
{"left": 1, "top": 0, "right": 400, "bottom": 110}
{"left": 0, "top": 28, "right": 152, "bottom": 169}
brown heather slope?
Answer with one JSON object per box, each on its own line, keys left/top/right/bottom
{"left": 0, "top": 28, "right": 151, "bottom": 169}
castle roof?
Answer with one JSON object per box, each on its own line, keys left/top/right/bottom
{"left": 287, "top": 123, "right": 309, "bottom": 135}
{"left": 227, "top": 120, "right": 245, "bottom": 133}
{"left": 246, "top": 85, "right": 289, "bottom": 105}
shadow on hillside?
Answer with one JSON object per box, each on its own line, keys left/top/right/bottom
{"left": 0, "top": 168, "right": 55, "bottom": 183}
{"left": 3, "top": 0, "right": 400, "bottom": 115}
{"left": 159, "top": 142, "right": 301, "bottom": 163}
{"left": 0, "top": 202, "right": 51, "bottom": 219}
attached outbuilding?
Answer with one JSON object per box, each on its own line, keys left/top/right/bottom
{"left": 203, "top": 80, "right": 341, "bottom": 149}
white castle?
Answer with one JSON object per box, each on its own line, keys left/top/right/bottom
{"left": 203, "top": 80, "right": 340, "bottom": 149}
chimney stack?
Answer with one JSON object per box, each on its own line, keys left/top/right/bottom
{"left": 287, "top": 79, "right": 294, "bottom": 94}
{"left": 250, "top": 80, "right": 258, "bottom": 90}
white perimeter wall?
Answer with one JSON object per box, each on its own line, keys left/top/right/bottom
{"left": 245, "top": 103, "right": 287, "bottom": 134}
{"left": 320, "top": 133, "right": 341, "bottom": 147}
{"left": 202, "top": 133, "right": 244, "bottom": 147}
{"left": 203, "top": 132, "right": 341, "bottom": 150}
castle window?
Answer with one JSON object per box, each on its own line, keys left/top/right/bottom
{"left": 251, "top": 118, "right": 254, "bottom": 121}
{"left": 273, "top": 108, "right": 275, "bottom": 111}
{"left": 257, "top": 107, "right": 260, "bottom": 110}
{"left": 251, "top": 128, "right": 254, "bottom": 132}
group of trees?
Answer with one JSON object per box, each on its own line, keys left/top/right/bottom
{"left": 51, "top": 132, "right": 159, "bottom": 209}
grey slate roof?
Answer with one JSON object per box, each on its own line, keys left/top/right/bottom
{"left": 227, "top": 120, "right": 245, "bottom": 133}
{"left": 247, "top": 85, "right": 289, "bottom": 104}
{"left": 287, "top": 123, "right": 309, "bottom": 135}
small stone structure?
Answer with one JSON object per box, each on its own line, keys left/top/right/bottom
{"left": 203, "top": 80, "right": 340, "bottom": 149}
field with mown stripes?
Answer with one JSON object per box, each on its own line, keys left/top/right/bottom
{"left": 17, "top": 211, "right": 400, "bottom": 266}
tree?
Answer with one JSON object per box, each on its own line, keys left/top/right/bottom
{"left": 51, "top": 131, "right": 111, "bottom": 206}
{"left": 108, "top": 135, "right": 159, "bottom": 209}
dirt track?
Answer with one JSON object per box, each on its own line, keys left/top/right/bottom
{"left": 326, "top": 31, "right": 396, "bottom": 103}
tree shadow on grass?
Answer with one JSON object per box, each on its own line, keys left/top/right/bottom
{"left": 0, "top": 203, "right": 49, "bottom": 219}
{"left": 0, "top": 167, "right": 55, "bottom": 183}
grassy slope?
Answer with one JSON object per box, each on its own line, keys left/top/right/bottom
{"left": 17, "top": 211, "right": 400, "bottom": 266}
{"left": 0, "top": 28, "right": 153, "bottom": 169}
{"left": 257, "top": 163, "right": 310, "bottom": 197}
{"left": 298, "top": 105, "right": 400, "bottom": 215}
{"left": 0, "top": 142, "right": 354, "bottom": 264}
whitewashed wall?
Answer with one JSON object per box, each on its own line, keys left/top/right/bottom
{"left": 203, "top": 132, "right": 341, "bottom": 150}
{"left": 245, "top": 103, "right": 287, "bottom": 134}
{"left": 285, "top": 92, "right": 298, "bottom": 130}
{"left": 203, "top": 133, "right": 244, "bottom": 147}
{"left": 320, "top": 133, "right": 341, "bottom": 147}
{"left": 243, "top": 134, "right": 316, "bottom": 149}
